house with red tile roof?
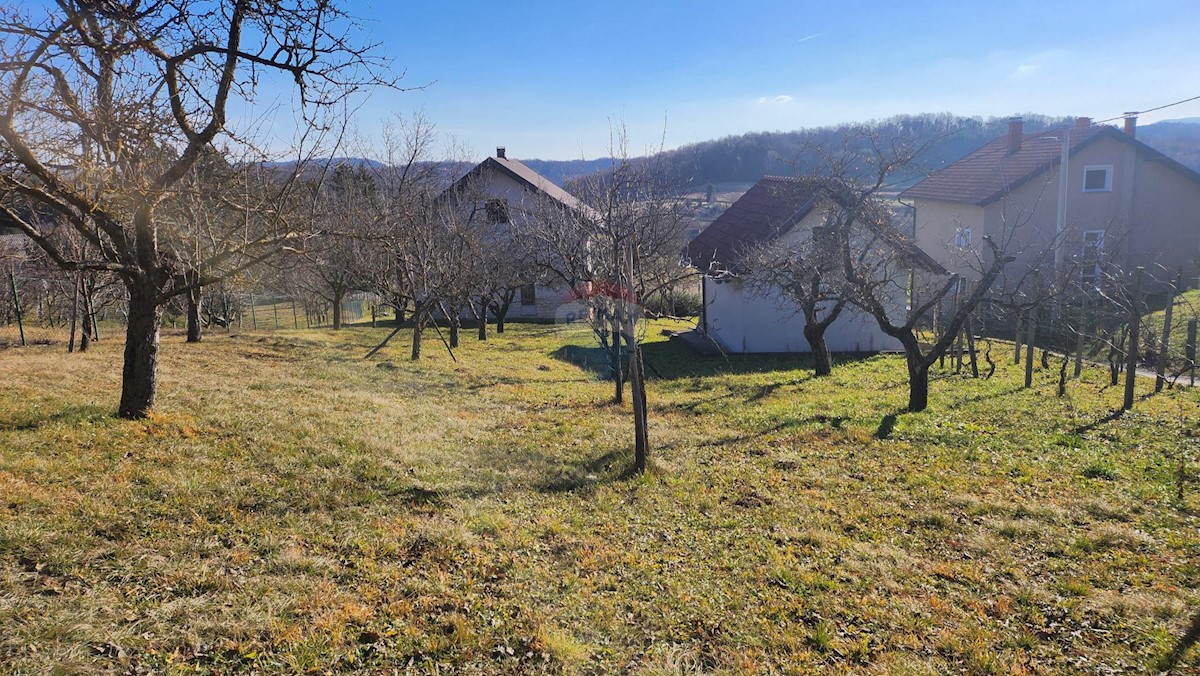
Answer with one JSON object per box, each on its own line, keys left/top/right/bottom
{"left": 901, "top": 116, "right": 1200, "bottom": 290}
{"left": 686, "top": 176, "right": 945, "bottom": 353}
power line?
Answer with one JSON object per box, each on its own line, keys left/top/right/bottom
{"left": 1094, "top": 94, "right": 1200, "bottom": 124}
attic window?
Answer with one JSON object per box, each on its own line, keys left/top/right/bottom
{"left": 485, "top": 198, "right": 509, "bottom": 224}
{"left": 1082, "top": 166, "right": 1112, "bottom": 193}
{"left": 811, "top": 226, "right": 839, "bottom": 268}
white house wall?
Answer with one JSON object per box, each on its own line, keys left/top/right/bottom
{"left": 703, "top": 276, "right": 901, "bottom": 353}
{"left": 471, "top": 164, "right": 569, "bottom": 322}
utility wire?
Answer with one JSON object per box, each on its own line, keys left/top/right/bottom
{"left": 1093, "top": 94, "right": 1200, "bottom": 124}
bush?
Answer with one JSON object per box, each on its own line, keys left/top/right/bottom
{"left": 643, "top": 288, "right": 702, "bottom": 318}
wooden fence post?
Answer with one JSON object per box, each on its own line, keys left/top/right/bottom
{"left": 1013, "top": 312, "right": 1023, "bottom": 365}
{"left": 9, "top": 271, "right": 25, "bottom": 347}
{"left": 1187, "top": 319, "right": 1197, "bottom": 387}
{"left": 249, "top": 293, "right": 257, "bottom": 330}
{"left": 1024, "top": 306, "right": 1038, "bottom": 388}
{"left": 1123, "top": 267, "right": 1144, "bottom": 410}
{"left": 1074, "top": 295, "right": 1088, "bottom": 378}
{"left": 1156, "top": 271, "right": 1179, "bottom": 392}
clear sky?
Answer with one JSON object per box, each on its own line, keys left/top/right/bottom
{"left": 330, "top": 0, "right": 1200, "bottom": 161}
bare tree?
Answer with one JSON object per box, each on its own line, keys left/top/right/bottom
{"left": 821, "top": 129, "right": 1013, "bottom": 412}
{"left": 521, "top": 131, "right": 691, "bottom": 404}
{"left": 0, "top": 1, "right": 393, "bottom": 418}
{"left": 736, "top": 180, "right": 854, "bottom": 377}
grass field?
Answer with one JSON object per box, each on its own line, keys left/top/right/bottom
{"left": 1, "top": 321, "right": 1198, "bottom": 673}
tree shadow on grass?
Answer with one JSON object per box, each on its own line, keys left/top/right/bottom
{"left": 552, "top": 341, "right": 881, "bottom": 382}
{"left": 0, "top": 405, "right": 111, "bottom": 431}
{"left": 1159, "top": 609, "right": 1200, "bottom": 672}
{"left": 876, "top": 410, "right": 904, "bottom": 440}
{"left": 1072, "top": 408, "right": 1126, "bottom": 436}
{"left": 535, "top": 448, "right": 635, "bottom": 494}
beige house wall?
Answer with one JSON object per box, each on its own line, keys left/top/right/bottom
{"left": 916, "top": 132, "right": 1200, "bottom": 290}
{"left": 913, "top": 199, "right": 985, "bottom": 279}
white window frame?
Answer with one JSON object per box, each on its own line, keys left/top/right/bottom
{"left": 953, "top": 226, "right": 972, "bottom": 249}
{"left": 1082, "top": 165, "right": 1113, "bottom": 193}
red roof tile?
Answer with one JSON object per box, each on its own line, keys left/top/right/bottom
{"left": 900, "top": 125, "right": 1108, "bottom": 205}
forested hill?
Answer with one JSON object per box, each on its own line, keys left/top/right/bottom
{"left": 525, "top": 114, "right": 1200, "bottom": 190}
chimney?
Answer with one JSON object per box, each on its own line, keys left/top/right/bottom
{"left": 1075, "top": 117, "right": 1091, "bottom": 128}
{"left": 1007, "top": 117, "right": 1023, "bottom": 154}
{"left": 496, "top": 146, "right": 506, "bottom": 159}
{"left": 1123, "top": 112, "right": 1138, "bottom": 138}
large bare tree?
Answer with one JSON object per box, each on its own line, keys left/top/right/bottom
{"left": 0, "top": 1, "right": 392, "bottom": 417}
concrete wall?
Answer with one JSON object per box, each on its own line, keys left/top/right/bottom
{"left": 702, "top": 276, "right": 900, "bottom": 353}
{"left": 913, "top": 199, "right": 985, "bottom": 279}
{"left": 916, "top": 132, "right": 1200, "bottom": 290}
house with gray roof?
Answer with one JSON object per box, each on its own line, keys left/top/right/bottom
{"left": 687, "top": 175, "right": 945, "bottom": 354}
{"left": 442, "top": 147, "right": 595, "bottom": 322}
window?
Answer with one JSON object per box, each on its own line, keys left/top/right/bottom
{"left": 1083, "top": 165, "right": 1113, "bottom": 192}
{"left": 484, "top": 198, "right": 509, "bottom": 224}
{"left": 811, "top": 226, "right": 838, "bottom": 266}
{"left": 953, "top": 226, "right": 972, "bottom": 249}
{"left": 519, "top": 284, "right": 537, "bottom": 306}
{"left": 1081, "top": 229, "right": 1104, "bottom": 289}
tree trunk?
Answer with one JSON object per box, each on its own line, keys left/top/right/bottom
{"left": 411, "top": 311, "right": 425, "bottom": 361}
{"left": 630, "top": 342, "right": 649, "bottom": 473}
{"left": 907, "top": 359, "right": 930, "bottom": 412}
{"left": 186, "top": 283, "right": 202, "bottom": 343}
{"left": 477, "top": 304, "right": 488, "bottom": 341}
{"left": 79, "top": 281, "right": 94, "bottom": 353}
{"left": 496, "top": 296, "right": 511, "bottom": 334}
{"left": 449, "top": 313, "right": 460, "bottom": 349}
{"left": 804, "top": 324, "right": 833, "bottom": 377}
{"left": 68, "top": 275, "right": 79, "bottom": 353}
{"left": 332, "top": 290, "right": 344, "bottom": 330}
{"left": 118, "top": 284, "right": 162, "bottom": 419}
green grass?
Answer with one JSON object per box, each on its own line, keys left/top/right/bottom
{"left": 1, "top": 321, "right": 1198, "bottom": 673}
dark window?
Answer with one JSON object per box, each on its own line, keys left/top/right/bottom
{"left": 485, "top": 198, "right": 509, "bottom": 224}
{"left": 811, "top": 226, "right": 838, "bottom": 269}
{"left": 1083, "top": 167, "right": 1111, "bottom": 192}
{"left": 520, "top": 284, "right": 536, "bottom": 305}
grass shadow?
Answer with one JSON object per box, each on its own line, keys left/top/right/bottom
{"left": 0, "top": 404, "right": 111, "bottom": 431}
{"left": 875, "top": 409, "right": 907, "bottom": 440}
{"left": 1159, "top": 609, "right": 1200, "bottom": 672}
{"left": 535, "top": 448, "right": 631, "bottom": 494}
{"left": 1072, "top": 408, "right": 1126, "bottom": 436}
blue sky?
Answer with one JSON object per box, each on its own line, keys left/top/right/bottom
{"left": 327, "top": 0, "right": 1200, "bottom": 160}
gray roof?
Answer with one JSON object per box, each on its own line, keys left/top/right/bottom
{"left": 453, "top": 154, "right": 598, "bottom": 221}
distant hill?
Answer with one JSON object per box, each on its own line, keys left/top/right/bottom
{"left": 295, "top": 114, "right": 1200, "bottom": 191}
{"left": 1133, "top": 121, "right": 1200, "bottom": 169}
{"left": 518, "top": 158, "right": 614, "bottom": 185}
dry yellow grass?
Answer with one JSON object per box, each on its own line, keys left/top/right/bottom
{"left": 0, "top": 320, "right": 1198, "bottom": 673}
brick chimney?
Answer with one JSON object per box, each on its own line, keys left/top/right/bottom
{"left": 496, "top": 146, "right": 506, "bottom": 159}
{"left": 1007, "top": 117, "right": 1023, "bottom": 154}
{"left": 1075, "top": 117, "right": 1091, "bottom": 128}
{"left": 1123, "top": 112, "right": 1138, "bottom": 138}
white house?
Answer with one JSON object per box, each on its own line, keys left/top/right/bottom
{"left": 686, "top": 176, "right": 946, "bottom": 354}
{"left": 443, "top": 147, "right": 595, "bottom": 322}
